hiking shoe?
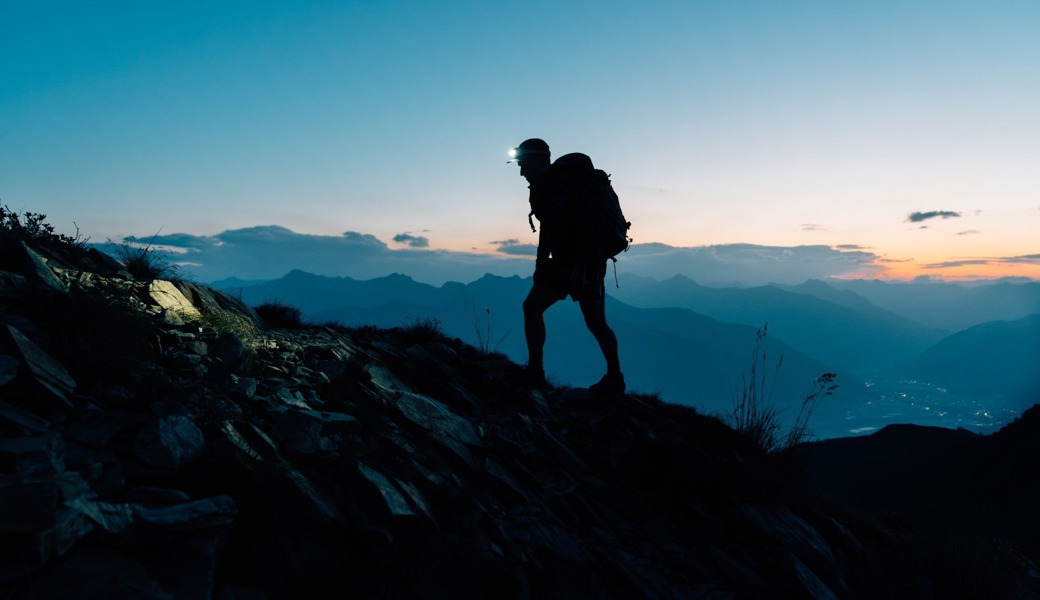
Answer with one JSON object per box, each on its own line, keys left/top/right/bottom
{"left": 589, "top": 372, "right": 625, "bottom": 395}
{"left": 523, "top": 366, "right": 549, "bottom": 388}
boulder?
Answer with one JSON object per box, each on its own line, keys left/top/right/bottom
{"left": 6, "top": 325, "right": 76, "bottom": 405}
{"left": 18, "top": 242, "right": 68, "bottom": 294}
{"left": 146, "top": 280, "right": 201, "bottom": 320}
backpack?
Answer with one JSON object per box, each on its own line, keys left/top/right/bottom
{"left": 551, "top": 153, "right": 632, "bottom": 262}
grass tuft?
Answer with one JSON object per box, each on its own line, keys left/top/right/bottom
{"left": 396, "top": 316, "right": 445, "bottom": 345}
{"left": 255, "top": 299, "right": 306, "bottom": 329}
{"left": 730, "top": 325, "right": 837, "bottom": 454}
{"left": 198, "top": 307, "right": 261, "bottom": 347}
{"left": 108, "top": 231, "right": 180, "bottom": 281}
{"left": 472, "top": 306, "right": 508, "bottom": 356}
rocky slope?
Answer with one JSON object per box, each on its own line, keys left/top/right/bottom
{"left": 1, "top": 233, "right": 1037, "bottom": 599}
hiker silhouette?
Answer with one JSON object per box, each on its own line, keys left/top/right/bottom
{"left": 508, "top": 138, "right": 625, "bottom": 394}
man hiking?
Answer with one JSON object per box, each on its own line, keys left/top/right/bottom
{"left": 508, "top": 138, "right": 625, "bottom": 395}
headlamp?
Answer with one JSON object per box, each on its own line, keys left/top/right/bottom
{"left": 507, "top": 138, "right": 549, "bottom": 163}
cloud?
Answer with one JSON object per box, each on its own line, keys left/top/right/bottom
{"left": 393, "top": 232, "right": 430, "bottom": 248}
{"left": 100, "top": 226, "right": 887, "bottom": 286}
{"left": 491, "top": 239, "right": 537, "bottom": 256}
{"left": 101, "top": 226, "right": 531, "bottom": 284}
{"left": 922, "top": 254, "right": 1040, "bottom": 269}
{"left": 906, "top": 210, "right": 961, "bottom": 223}
{"left": 800, "top": 224, "right": 826, "bottom": 232}
{"left": 124, "top": 232, "right": 216, "bottom": 251}
{"left": 621, "top": 243, "right": 883, "bottom": 286}
{"left": 1002, "top": 253, "right": 1040, "bottom": 263}
{"left": 922, "top": 259, "right": 991, "bottom": 269}
{"left": 956, "top": 230, "right": 981, "bottom": 236}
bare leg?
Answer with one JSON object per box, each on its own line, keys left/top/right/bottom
{"left": 523, "top": 284, "right": 563, "bottom": 371}
{"left": 578, "top": 297, "right": 620, "bottom": 374}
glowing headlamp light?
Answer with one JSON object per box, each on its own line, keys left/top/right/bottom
{"left": 507, "top": 139, "right": 549, "bottom": 163}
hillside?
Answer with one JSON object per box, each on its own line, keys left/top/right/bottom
{"left": 2, "top": 231, "right": 1038, "bottom": 598}
{"left": 220, "top": 270, "right": 1040, "bottom": 435}
{"left": 806, "top": 404, "right": 1040, "bottom": 565}
{"left": 216, "top": 270, "right": 864, "bottom": 432}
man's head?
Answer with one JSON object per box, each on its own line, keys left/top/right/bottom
{"left": 509, "top": 138, "right": 550, "bottom": 184}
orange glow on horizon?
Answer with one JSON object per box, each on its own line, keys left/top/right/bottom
{"left": 866, "top": 260, "right": 1040, "bottom": 282}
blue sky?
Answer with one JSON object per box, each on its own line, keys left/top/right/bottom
{"left": 3, "top": 1, "right": 1038, "bottom": 282}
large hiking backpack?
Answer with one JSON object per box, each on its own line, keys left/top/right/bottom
{"left": 552, "top": 152, "right": 632, "bottom": 262}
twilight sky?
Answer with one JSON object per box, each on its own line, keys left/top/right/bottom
{"left": 3, "top": 1, "right": 1039, "bottom": 283}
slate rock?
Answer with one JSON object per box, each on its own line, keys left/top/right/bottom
{"left": 147, "top": 280, "right": 201, "bottom": 320}
{"left": 0, "top": 354, "right": 19, "bottom": 387}
{"left": 0, "top": 433, "right": 65, "bottom": 478}
{"left": 18, "top": 241, "right": 68, "bottom": 294}
{"left": 0, "top": 476, "right": 59, "bottom": 533}
{"left": 0, "top": 508, "right": 94, "bottom": 583}
{"left": 358, "top": 462, "right": 416, "bottom": 517}
{"left": 68, "top": 494, "right": 237, "bottom": 543}
{"left": 211, "top": 332, "right": 248, "bottom": 374}
{"left": 0, "top": 400, "right": 52, "bottom": 433}
{"left": 0, "top": 270, "right": 27, "bottom": 298}
{"left": 175, "top": 280, "right": 262, "bottom": 325}
{"left": 6, "top": 324, "right": 77, "bottom": 404}
{"left": 393, "top": 391, "right": 481, "bottom": 464}
{"left": 134, "top": 416, "right": 205, "bottom": 469}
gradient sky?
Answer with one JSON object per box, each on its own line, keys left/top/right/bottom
{"left": 3, "top": 1, "right": 1039, "bottom": 282}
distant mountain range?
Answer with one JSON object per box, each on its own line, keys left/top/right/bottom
{"left": 212, "top": 271, "right": 1040, "bottom": 437}
{"left": 822, "top": 277, "right": 1040, "bottom": 332}
{"left": 609, "top": 274, "right": 945, "bottom": 375}
{"left": 899, "top": 314, "right": 1040, "bottom": 399}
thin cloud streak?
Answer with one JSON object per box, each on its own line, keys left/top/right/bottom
{"left": 922, "top": 254, "right": 1040, "bottom": 269}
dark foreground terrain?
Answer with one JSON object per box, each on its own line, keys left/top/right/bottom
{"left": 1, "top": 231, "right": 1037, "bottom": 598}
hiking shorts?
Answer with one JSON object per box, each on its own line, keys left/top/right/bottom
{"left": 533, "top": 258, "right": 606, "bottom": 302}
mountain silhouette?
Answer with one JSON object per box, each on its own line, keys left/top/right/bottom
{"left": 899, "top": 313, "right": 1040, "bottom": 401}
{"left": 806, "top": 404, "right": 1040, "bottom": 568}
{"left": 609, "top": 274, "right": 945, "bottom": 375}
{"left": 825, "top": 278, "right": 1040, "bottom": 331}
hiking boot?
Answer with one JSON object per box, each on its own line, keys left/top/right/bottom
{"left": 589, "top": 371, "right": 625, "bottom": 395}
{"left": 523, "top": 366, "right": 549, "bottom": 388}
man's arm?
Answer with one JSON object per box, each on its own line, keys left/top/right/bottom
{"left": 529, "top": 183, "right": 555, "bottom": 263}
